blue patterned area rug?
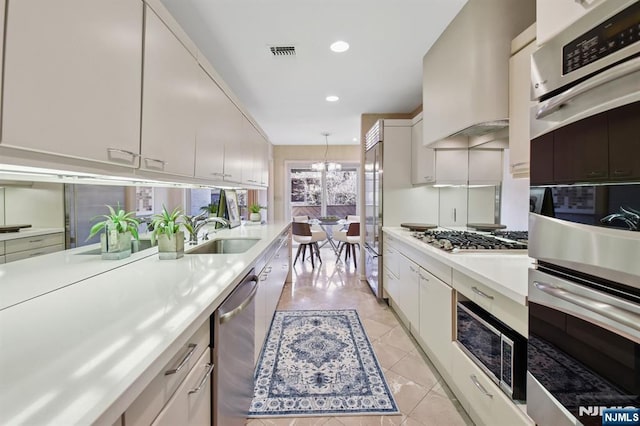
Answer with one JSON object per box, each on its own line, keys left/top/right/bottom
{"left": 248, "top": 309, "right": 400, "bottom": 418}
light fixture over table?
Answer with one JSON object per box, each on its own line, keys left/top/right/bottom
{"left": 312, "top": 133, "right": 341, "bottom": 172}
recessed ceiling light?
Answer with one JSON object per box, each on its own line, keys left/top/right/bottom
{"left": 326, "top": 95, "right": 339, "bottom": 102}
{"left": 330, "top": 40, "right": 350, "bottom": 53}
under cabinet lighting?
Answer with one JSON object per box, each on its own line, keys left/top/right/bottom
{"left": 330, "top": 41, "right": 350, "bottom": 53}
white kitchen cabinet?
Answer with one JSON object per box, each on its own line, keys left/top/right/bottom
{"left": 453, "top": 270, "right": 528, "bottom": 338}
{"left": 411, "top": 116, "right": 436, "bottom": 185}
{"left": 451, "top": 343, "right": 533, "bottom": 426}
{"left": 536, "top": 0, "right": 606, "bottom": 45}
{"left": 2, "top": 0, "right": 143, "bottom": 168}
{"left": 382, "top": 235, "right": 400, "bottom": 279}
{"left": 140, "top": 6, "right": 198, "bottom": 177}
{"left": 241, "top": 118, "right": 269, "bottom": 187}
{"left": 397, "top": 254, "right": 420, "bottom": 332}
{"left": 125, "top": 320, "right": 210, "bottom": 426}
{"left": 194, "top": 68, "right": 226, "bottom": 180}
{"left": 3, "top": 232, "right": 64, "bottom": 263}
{"left": 152, "top": 349, "right": 213, "bottom": 426}
{"left": 434, "top": 149, "right": 468, "bottom": 186}
{"left": 0, "top": 255, "right": 5, "bottom": 264}
{"left": 418, "top": 268, "right": 453, "bottom": 374}
{"left": 383, "top": 266, "right": 400, "bottom": 302}
{"left": 468, "top": 149, "right": 503, "bottom": 185}
{"left": 508, "top": 25, "right": 536, "bottom": 178}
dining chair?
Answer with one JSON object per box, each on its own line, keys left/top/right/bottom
{"left": 335, "top": 222, "right": 360, "bottom": 268}
{"left": 292, "top": 222, "right": 324, "bottom": 267}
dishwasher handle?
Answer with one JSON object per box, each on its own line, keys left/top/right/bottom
{"left": 219, "top": 273, "right": 258, "bottom": 324}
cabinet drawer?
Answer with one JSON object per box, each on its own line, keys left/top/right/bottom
{"left": 383, "top": 266, "right": 400, "bottom": 301}
{"left": 5, "top": 244, "right": 63, "bottom": 263}
{"left": 0, "top": 241, "right": 4, "bottom": 255}
{"left": 125, "top": 319, "right": 210, "bottom": 426}
{"left": 0, "top": 255, "right": 5, "bottom": 264}
{"left": 152, "top": 348, "right": 213, "bottom": 426}
{"left": 382, "top": 235, "right": 400, "bottom": 278}
{"left": 452, "top": 270, "right": 527, "bottom": 337}
{"left": 5, "top": 232, "right": 64, "bottom": 253}
{"left": 451, "top": 343, "right": 533, "bottom": 426}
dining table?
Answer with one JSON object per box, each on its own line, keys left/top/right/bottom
{"left": 308, "top": 218, "right": 347, "bottom": 256}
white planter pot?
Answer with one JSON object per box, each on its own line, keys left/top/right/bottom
{"left": 100, "top": 231, "right": 132, "bottom": 260}
{"left": 157, "top": 231, "right": 185, "bottom": 260}
{"left": 249, "top": 212, "right": 261, "bottom": 222}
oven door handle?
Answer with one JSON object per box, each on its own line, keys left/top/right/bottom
{"left": 533, "top": 281, "right": 640, "bottom": 332}
{"left": 536, "top": 56, "right": 640, "bottom": 119}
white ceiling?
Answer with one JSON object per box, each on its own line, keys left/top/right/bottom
{"left": 160, "top": 0, "right": 467, "bottom": 145}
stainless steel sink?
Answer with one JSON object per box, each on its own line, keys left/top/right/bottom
{"left": 76, "top": 239, "right": 155, "bottom": 255}
{"left": 186, "top": 238, "right": 260, "bottom": 254}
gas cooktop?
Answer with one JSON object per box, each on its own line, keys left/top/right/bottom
{"left": 413, "top": 230, "right": 528, "bottom": 252}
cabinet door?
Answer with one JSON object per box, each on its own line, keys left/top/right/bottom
{"left": 383, "top": 266, "right": 400, "bottom": 301}
{"left": 609, "top": 101, "right": 640, "bottom": 181}
{"left": 451, "top": 344, "right": 493, "bottom": 424}
{"left": 194, "top": 68, "right": 226, "bottom": 180}
{"left": 221, "top": 107, "right": 244, "bottom": 183}
{"left": 2, "top": 0, "right": 143, "bottom": 167}
{"left": 529, "top": 133, "right": 554, "bottom": 185}
{"left": 397, "top": 255, "right": 420, "bottom": 331}
{"left": 418, "top": 268, "right": 453, "bottom": 373}
{"left": 554, "top": 112, "right": 608, "bottom": 183}
{"left": 435, "top": 149, "right": 468, "bottom": 185}
{"left": 468, "top": 149, "right": 502, "bottom": 185}
{"left": 141, "top": 7, "right": 198, "bottom": 176}
{"left": 411, "top": 119, "right": 435, "bottom": 185}
{"left": 152, "top": 349, "right": 213, "bottom": 426}
{"left": 508, "top": 40, "right": 536, "bottom": 177}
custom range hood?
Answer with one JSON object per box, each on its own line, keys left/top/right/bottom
{"left": 422, "top": 0, "right": 535, "bottom": 147}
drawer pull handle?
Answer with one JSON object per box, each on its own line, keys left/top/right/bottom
{"left": 210, "top": 172, "right": 224, "bottom": 177}
{"left": 265, "top": 266, "right": 273, "bottom": 273}
{"left": 29, "top": 239, "right": 44, "bottom": 243}
{"left": 29, "top": 252, "right": 45, "bottom": 257}
{"left": 107, "top": 148, "right": 140, "bottom": 161}
{"left": 165, "top": 343, "right": 197, "bottom": 375}
{"left": 189, "top": 363, "right": 214, "bottom": 395}
{"left": 470, "top": 374, "right": 493, "bottom": 398}
{"left": 409, "top": 266, "right": 417, "bottom": 273}
{"left": 471, "top": 286, "right": 494, "bottom": 300}
{"left": 419, "top": 274, "right": 429, "bottom": 281}
{"left": 260, "top": 274, "right": 268, "bottom": 281}
{"left": 144, "top": 157, "right": 168, "bottom": 169}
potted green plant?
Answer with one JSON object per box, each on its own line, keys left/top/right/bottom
{"left": 150, "top": 205, "right": 192, "bottom": 259}
{"left": 248, "top": 204, "right": 264, "bottom": 222}
{"left": 87, "top": 205, "right": 140, "bottom": 260}
{"left": 200, "top": 203, "right": 218, "bottom": 216}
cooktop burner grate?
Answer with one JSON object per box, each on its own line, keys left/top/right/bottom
{"left": 413, "top": 230, "right": 528, "bottom": 252}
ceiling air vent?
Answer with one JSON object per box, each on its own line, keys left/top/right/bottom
{"left": 269, "top": 46, "right": 296, "bottom": 56}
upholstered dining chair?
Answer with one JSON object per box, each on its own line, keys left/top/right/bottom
{"left": 334, "top": 222, "right": 360, "bottom": 268}
{"left": 292, "top": 222, "right": 325, "bottom": 267}
{"left": 333, "top": 215, "right": 360, "bottom": 249}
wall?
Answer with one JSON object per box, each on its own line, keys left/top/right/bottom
{"left": 272, "top": 145, "right": 360, "bottom": 221}
{"left": 4, "top": 182, "right": 64, "bottom": 227}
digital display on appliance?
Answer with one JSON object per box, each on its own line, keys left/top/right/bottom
{"left": 563, "top": 2, "right": 640, "bottom": 74}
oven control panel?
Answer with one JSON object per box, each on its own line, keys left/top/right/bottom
{"left": 563, "top": 1, "right": 640, "bottom": 74}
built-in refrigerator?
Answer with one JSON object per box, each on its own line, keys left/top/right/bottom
{"left": 364, "top": 120, "right": 383, "bottom": 298}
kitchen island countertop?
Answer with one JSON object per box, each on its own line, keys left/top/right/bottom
{"left": 383, "top": 227, "right": 533, "bottom": 305}
{"left": 0, "top": 222, "right": 290, "bottom": 426}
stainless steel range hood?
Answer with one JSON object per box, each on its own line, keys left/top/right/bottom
{"left": 422, "top": 0, "right": 535, "bottom": 147}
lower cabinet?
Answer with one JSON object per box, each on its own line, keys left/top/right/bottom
{"left": 383, "top": 266, "right": 400, "bottom": 302}
{"left": 152, "top": 348, "right": 213, "bottom": 426}
{"left": 397, "top": 254, "right": 420, "bottom": 332}
{"left": 125, "top": 320, "right": 210, "bottom": 426}
{"left": 254, "top": 229, "right": 290, "bottom": 363}
{"left": 3, "top": 232, "right": 64, "bottom": 263}
{"left": 451, "top": 343, "right": 533, "bottom": 426}
{"left": 418, "top": 268, "right": 453, "bottom": 374}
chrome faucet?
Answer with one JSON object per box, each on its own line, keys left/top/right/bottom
{"left": 187, "top": 216, "right": 231, "bottom": 244}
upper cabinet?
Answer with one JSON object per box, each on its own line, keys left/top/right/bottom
{"left": 1, "top": 0, "right": 143, "bottom": 168}
{"left": 411, "top": 114, "right": 436, "bottom": 185}
{"left": 140, "top": 8, "right": 198, "bottom": 177}
{"left": 194, "top": 68, "right": 226, "bottom": 180}
{"left": 241, "top": 118, "right": 269, "bottom": 187}
{"left": 536, "top": 0, "right": 606, "bottom": 45}
{"left": 508, "top": 24, "right": 536, "bottom": 178}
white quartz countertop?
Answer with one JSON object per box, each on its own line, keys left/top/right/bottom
{"left": 0, "top": 227, "right": 64, "bottom": 242}
{"left": 383, "top": 227, "right": 533, "bottom": 305}
{"left": 0, "top": 222, "right": 290, "bottom": 426}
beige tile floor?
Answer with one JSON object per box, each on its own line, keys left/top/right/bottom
{"left": 247, "top": 247, "right": 474, "bottom": 426}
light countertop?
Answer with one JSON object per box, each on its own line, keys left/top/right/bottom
{"left": 0, "top": 222, "right": 290, "bottom": 426}
{"left": 383, "top": 227, "right": 533, "bottom": 305}
{"left": 0, "top": 227, "right": 64, "bottom": 243}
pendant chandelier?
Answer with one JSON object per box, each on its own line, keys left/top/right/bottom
{"left": 312, "top": 132, "right": 342, "bottom": 172}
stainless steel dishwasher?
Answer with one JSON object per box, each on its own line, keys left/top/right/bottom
{"left": 212, "top": 270, "right": 258, "bottom": 426}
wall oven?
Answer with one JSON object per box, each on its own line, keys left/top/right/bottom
{"left": 456, "top": 300, "right": 527, "bottom": 402}
{"left": 528, "top": 2, "right": 640, "bottom": 425}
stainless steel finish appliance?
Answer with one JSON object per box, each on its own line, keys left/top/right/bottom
{"left": 413, "top": 230, "right": 527, "bottom": 252}
{"left": 530, "top": 0, "right": 640, "bottom": 139}
{"left": 213, "top": 271, "right": 258, "bottom": 426}
{"left": 528, "top": 4, "right": 640, "bottom": 424}
{"left": 528, "top": 268, "right": 640, "bottom": 426}
{"left": 456, "top": 300, "right": 527, "bottom": 401}
{"left": 364, "top": 120, "right": 383, "bottom": 298}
